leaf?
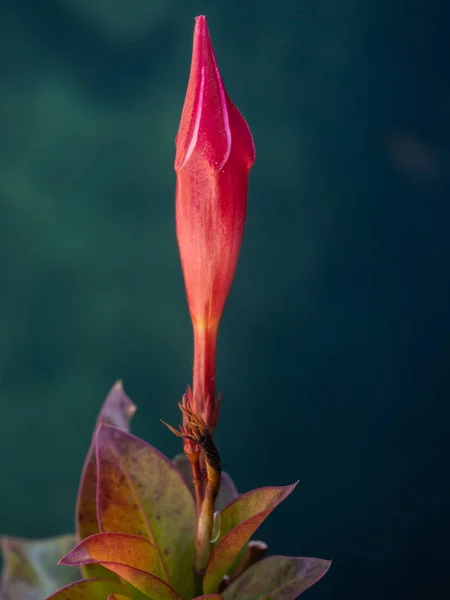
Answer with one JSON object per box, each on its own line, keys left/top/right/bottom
{"left": 226, "top": 539, "right": 269, "bottom": 580}
{"left": 76, "top": 381, "right": 136, "bottom": 540}
{"left": 203, "top": 485, "right": 297, "bottom": 594}
{"left": 0, "top": 534, "right": 80, "bottom": 600}
{"left": 222, "top": 556, "right": 331, "bottom": 600}
{"left": 96, "top": 425, "right": 196, "bottom": 599}
{"left": 216, "top": 474, "right": 239, "bottom": 512}
{"left": 194, "top": 596, "right": 223, "bottom": 600}
{"left": 172, "top": 454, "right": 239, "bottom": 511}
{"left": 76, "top": 381, "right": 135, "bottom": 579}
{"left": 59, "top": 533, "right": 159, "bottom": 576}
{"left": 97, "top": 563, "right": 182, "bottom": 600}
{"left": 108, "top": 595, "right": 130, "bottom": 600}
{"left": 45, "top": 578, "right": 127, "bottom": 600}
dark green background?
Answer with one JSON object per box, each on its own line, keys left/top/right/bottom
{"left": 1, "top": 1, "right": 449, "bottom": 598}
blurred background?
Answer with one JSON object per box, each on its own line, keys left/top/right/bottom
{"left": 1, "top": 0, "right": 449, "bottom": 598}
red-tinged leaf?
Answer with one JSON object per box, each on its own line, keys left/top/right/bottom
{"left": 203, "top": 485, "right": 297, "bottom": 594}
{"left": 173, "top": 454, "right": 238, "bottom": 511}
{"left": 45, "top": 578, "right": 127, "bottom": 600}
{"left": 76, "top": 381, "right": 135, "bottom": 579}
{"left": 97, "top": 563, "right": 182, "bottom": 600}
{"left": 96, "top": 425, "right": 196, "bottom": 599}
{"left": 59, "top": 533, "right": 159, "bottom": 576}
{"left": 108, "top": 595, "right": 130, "bottom": 600}
{"left": 0, "top": 534, "right": 79, "bottom": 600}
{"left": 222, "top": 556, "right": 331, "bottom": 600}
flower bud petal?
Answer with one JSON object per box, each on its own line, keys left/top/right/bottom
{"left": 174, "top": 15, "right": 255, "bottom": 424}
{"left": 175, "top": 16, "right": 254, "bottom": 173}
{"left": 175, "top": 15, "right": 255, "bottom": 329}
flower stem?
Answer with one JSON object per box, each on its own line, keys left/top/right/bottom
{"left": 195, "top": 435, "right": 221, "bottom": 571}
{"left": 193, "top": 322, "right": 218, "bottom": 429}
{"left": 187, "top": 450, "right": 204, "bottom": 514}
{"left": 175, "top": 403, "right": 221, "bottom": 572}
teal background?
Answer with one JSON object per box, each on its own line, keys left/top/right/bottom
{"left": 1, "top": 1, "right": 450, "bottom": 598}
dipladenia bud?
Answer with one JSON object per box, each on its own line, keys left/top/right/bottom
{"left": 175, "top": 15, "right": 255, "bottom": 429}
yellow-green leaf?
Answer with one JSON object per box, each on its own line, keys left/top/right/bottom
{"left": 203, "top": 485, "right": 297, "bottom": 594}
{"left": 46, "top": 578, "right": 126, "bottom": 600}
{"left": 96, "top": 425, "right": 196, "bottom": 599}
{"left": 59, "top": 533, "right": 159, "bottom": 576}
{"left": 99, "top": 563, "right": 182, "bottom": 600}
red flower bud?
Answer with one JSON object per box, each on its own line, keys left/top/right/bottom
{"left": 175, "top": 16, "right": 255, "bottom": 427}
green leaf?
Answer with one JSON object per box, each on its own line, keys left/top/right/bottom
{"left": 172, "top": 454, "right": 239, "bottom": 511}
{"left": 0, "top": 534, "right": 80, "bottom": 600}
{"left": 76, "top": 381, "right": 136, "bottom": 579}
{"left": 222, "top": 556, "right": 331, "bottom": 600}
{"left": 108, "top": 595, "right": 130, "bottom": 600}
{"left": 45, "top": 578, "right": 127, "bottom": 600}
{"left": 96, "top": 425, "right": 196, "bottom": 599}
{"left": 59, "top": 533, "right": 159, "bottom": 576}
{"left": 203, "top": 485, "right": 297, "bottom": 594}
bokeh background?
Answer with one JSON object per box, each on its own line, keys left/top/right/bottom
{"left": 1, "top": 1, "right": 450, "bottom": 598}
